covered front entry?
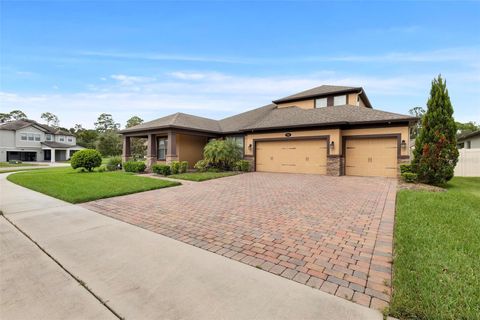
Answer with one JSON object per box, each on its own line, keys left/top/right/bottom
{"left": 345, "top": 137, "right": 398, "bottom": 177}
{"left": 255, "top": 139, "right": 327, "bottom": 174}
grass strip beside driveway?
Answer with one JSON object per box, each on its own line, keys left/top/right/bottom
{"left": 7, "top": 167, "right": 180, "bottom": 203}
{"left": 0, "top": 162, "right": 48, "bottom": 167}
{"left": 391, "top": 177, "right": 480, "bottom": 320}
{"left": 168, "top": 171, "right": 239, "bottom": 182}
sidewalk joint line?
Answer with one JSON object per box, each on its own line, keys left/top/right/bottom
{"left": 1, "top": 212, "right": 124, "bottom": 320}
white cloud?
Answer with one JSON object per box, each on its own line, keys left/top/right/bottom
{"left": 76, "top": 47, "right": 480, "bottom": 66}
{"left": 2, "top": 69, "right": 479, "bottom": 128}
{"left": 110, "top": 74, "right": 155, "bottom": 86}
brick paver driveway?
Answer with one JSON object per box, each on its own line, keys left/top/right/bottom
{"left": 82, "top": 173, "right": 396, "bottom": 310}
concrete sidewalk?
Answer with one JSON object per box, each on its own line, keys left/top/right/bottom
{"left": 0, "top": 173, "right": 383, "bottom": 320}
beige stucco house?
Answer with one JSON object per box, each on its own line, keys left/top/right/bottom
{"left": 0, "top": 119, "right": 84, "bottom": 162}
{"left": 120, "top": 85, "right": 417, "bottom": 177}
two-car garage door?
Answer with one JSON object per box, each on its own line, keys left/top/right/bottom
{"left": 255, "top": 137, "right": 398, "bottom": 177}
{"left": 256, "top": 139, "right": 327, "bottom": 174}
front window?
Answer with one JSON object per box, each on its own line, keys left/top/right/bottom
{"left": 68, "top": 137, "right": 73, "bottom": 142}
{"left": 21, "top": 133, "right": 27, "bottom": 141}
{"left": 333, "top": 95, "right": 347, "bottom": 106}
{"left": 157, "top": 138, "right": 168, "bottom": 160}
{"left": 315, "top": 98, "right": 327, "bottom": 108}
{"left": 46, "top": 134, "right": 52, "bottom": 141}
{"left": 28, "top": 133, "right": 34, "bottom": 141}
{"left": 59, "top": 136, "right": 65, "bottom": 142}
{"left": 34, "top": 134, "right": 40, "bottom": 141}
{"left": 228, "top": 136, "right": 244, "bottom": 150}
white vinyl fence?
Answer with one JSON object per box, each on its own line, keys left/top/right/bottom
{"left": 454, "top": 149, "right": 480, "bottom": 177}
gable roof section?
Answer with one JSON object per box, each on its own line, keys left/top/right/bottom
{"left": 273, "top": 85, "right": 361, "bottom": 103}
{"left": 120, "top": 112, "right": 222, "bottom": 134}
{"left": 0, "top": 119, "right": 74, "bottom": 136}
{"left": 242, "top": 105, "right": 416, "bottom": 131}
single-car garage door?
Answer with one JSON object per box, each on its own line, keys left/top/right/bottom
{"left": 256, "top": 139, "right": 327, "bottom": 174}
{"left": 345, "top": 138, "right": 397, "bottom": 177}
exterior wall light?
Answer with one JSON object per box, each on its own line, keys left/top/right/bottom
{"left": 401, "top": 140, "right": 407, "bottom": 148}
{"left": 248, "top": 144, "right": 252, "bottom": 150}
{"left": 330, "top": 141, "right": 335, "bottom": 150}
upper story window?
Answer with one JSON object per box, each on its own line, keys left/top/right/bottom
{"left": 20, "top": 133, "right": 27, "bottom": 141}
{"left": 315, "top": 98, "right": 327, "bottom": 108}
{"left": 157, "top": 138, "right": 168, "bottom": 160}
{"left": 46, "top": 134, "right": 52, "bottom": 141}
{"left": 68, "top": 137, "right": 73, "bottom": 142}
{"left": 59, "top": 136, "right": 65, "bottom": 142}
{"left": 34, "top": 134, "right": 40, "bottom": 141}
{"left": 333, "top": 95, "right": 347, "bottom": 106}
{"left": 28, "top": 133, "right": 34, "bottom": 141}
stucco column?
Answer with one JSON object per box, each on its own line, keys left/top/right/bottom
{"left": 166, "top": 131, "right": 178, "bottom": 164}
{"left": 146, "top": 134, "right": 157, "bottom": 171}
{"left": 66, "top": 149, "right": 71, "bottom": 160}
{"left": 122, "top": 136, "right": 131, "bottom": 163}
{"left": 51, "top": 149, "right": 55, "bottom": 163}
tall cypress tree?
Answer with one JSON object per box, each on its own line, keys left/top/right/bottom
{"left": 412, "top": 75, "right": 458, "bottom": 186}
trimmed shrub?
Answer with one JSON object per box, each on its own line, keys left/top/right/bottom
{"left": 235, "top": 160, "right": 250, "bottom": 172}
{"left": 194, "top": 159, "right": 209, "bottom": 172}
{"left": 203, "top": 138, "right": 242, "bottom": 170}
{"left": 180, "top": 161, "right": 188, "bottom": 173}
{"left": 152, "top": 164, "right": 171, "bottom": 176}
{"left": 400, "top": 164, "right": 413, "bottom": 174}
{"left": 106, "top": 156, "right": 122, "bottom": 171}
{"left": 402, "top": 172, "right": 418, "bottom": 183}
{"left": 97, "top": 165, "right": 107, "bottom": 172}
{"left": 123, "top": 161, "right": 146, "bottom": 173}
{"left": 171, "top": 161, "right": 181, "bottom": 174}
{"left": 70, "top": 149, "right": 102, "bottom": 172}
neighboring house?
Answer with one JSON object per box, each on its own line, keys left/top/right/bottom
{"left": 120, "top": 85, "right": 417, "bottom": 177}
{"left": 457, "top": 130, "right": 480, "bottom": 149}
{"left": 0, "top": 119, "right": 84, "bottom": 163}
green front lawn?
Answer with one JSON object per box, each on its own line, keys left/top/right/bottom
{"left": 0, "top": 162, "right": 47, "bottom": 167}
{"left": 168, "top": 171, "right": 239, "bottom": 182}
{"left": 7, "top": 167, "right": 180, "bottom": 203}
{"left": 391, "top": 177, "right": 480, "bottom": 320}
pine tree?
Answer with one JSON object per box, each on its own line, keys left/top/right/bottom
{"left": 412, "top": 75, "right": 458, "bottom": 186}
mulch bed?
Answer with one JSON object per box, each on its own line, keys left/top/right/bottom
{"left": 397, "top": 180, "right": 446, "bottom": 192}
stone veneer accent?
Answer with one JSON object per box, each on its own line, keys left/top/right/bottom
{"left": 326, "top": 156, "right": 344, "bottom": 176}
{"left": 243, "top": 155, "right": 255, "bottom": 172}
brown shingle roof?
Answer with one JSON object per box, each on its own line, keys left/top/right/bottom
{"left": 242, "top": 105, "right": 416, "bottom": 131}
{"left": 273, "top": 85, "right": 361, "bottom": 104}
{"left": 219, "top": 104, "right": 277, "bottom": 133}
{"left": 120, "top": 112, "right": 222, "bottom": 134}
{"left": 119, "top": 85, "right": 414, "bottom": 135}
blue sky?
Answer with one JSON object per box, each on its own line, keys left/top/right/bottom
{"left": 1, "top": 1, "right": 479, "bottom": 129}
